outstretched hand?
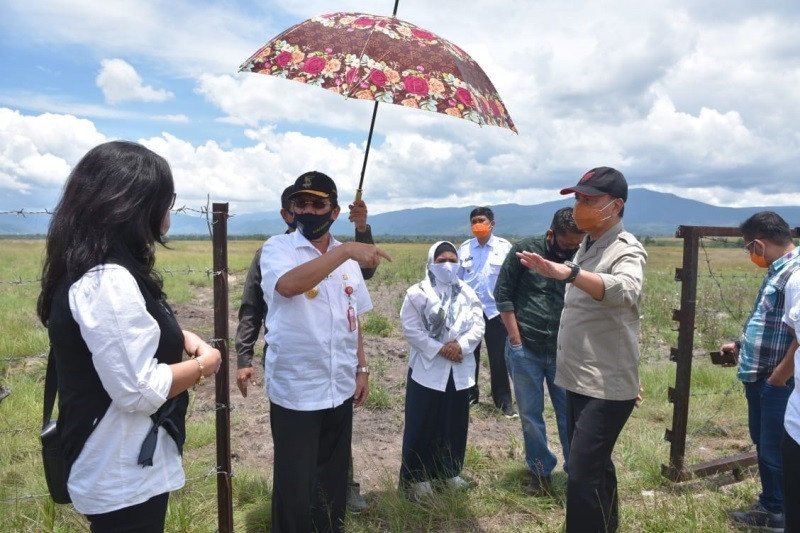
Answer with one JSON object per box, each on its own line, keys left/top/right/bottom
{"left": 346, "top": 242, "right": 392, "bottom": 269}
{"left": 516, "top": 251, "right": 569, "bottom": 280}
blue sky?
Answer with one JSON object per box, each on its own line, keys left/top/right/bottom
{"left": 1, "top": 0, "right": 799, "bottom": 216}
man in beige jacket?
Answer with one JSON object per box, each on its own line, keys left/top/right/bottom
{"left": 517, "top": 167, "right": 646, "bottom": 533}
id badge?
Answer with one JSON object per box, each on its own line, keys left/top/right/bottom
{"left": 347, "top": 305, "right": 357, "bottom": 332}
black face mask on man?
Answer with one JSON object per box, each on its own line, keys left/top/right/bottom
{"left": 294, "top": 211, "right": 333, "bottom": 240}
{"left": 545, "top": 234, "right": 578, "bottom": 263}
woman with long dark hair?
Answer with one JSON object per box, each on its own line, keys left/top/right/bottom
{"left": 37, "top": 140, "right": 221, "bottom": 532}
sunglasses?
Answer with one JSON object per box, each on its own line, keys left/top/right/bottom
{"left": 169, "top": 193, "right": 177, "bottom": 210}
{"left": 293, "top": 198, "right": 331, "bottom": 210}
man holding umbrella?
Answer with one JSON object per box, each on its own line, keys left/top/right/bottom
{"left": 260, "top": 171, "right": 390, "bottom": 532}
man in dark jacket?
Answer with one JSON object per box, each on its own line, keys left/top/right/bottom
{"left": 494, "top": 207, "right": 584, "bottom": 494}
{"left": 234, "top": 185, "right": 377, "bottom": 513}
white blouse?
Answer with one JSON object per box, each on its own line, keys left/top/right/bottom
{"left": 67, "top": 265, "right": 184, "bottom": 515}
{"left": 400, "top": 278, "right": 485, "bottom": 391}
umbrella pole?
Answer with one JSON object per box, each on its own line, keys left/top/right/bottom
{"left": 355, "top": 100, "right": 380, "bottom": 203}
{"left": 355, "top": 0, "right": 397, "bottom": 203}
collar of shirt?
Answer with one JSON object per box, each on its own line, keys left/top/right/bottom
{"left": 290, "top": 227, "right": 341, "bottom": 253}
{"left": 769, "top": 247, "right": 800, "bottom": 273}
{"left": 470, "top": 233, "right": 498, "bottom": 250}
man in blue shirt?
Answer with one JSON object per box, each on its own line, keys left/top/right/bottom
{"left": 457, "top": 207, "right": 515, "bottom": 416}
{"left": 719, "top": 211, "right": 798, "bottom": 530}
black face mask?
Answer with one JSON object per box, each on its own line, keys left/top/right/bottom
{"left": 294, "top": 211, "right": 333, "bottom": 240}
{"left": 546, "top": 235, "right": 578, "bottom": 263}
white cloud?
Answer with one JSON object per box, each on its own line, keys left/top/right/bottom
{"left": 0, "top": 108, "right": 106, "bottom": 203}
{"left": 96, "top": 59, "right": 173, "bottom": 104}
{"left": 2, "top": 1, "right": 800, "bottom": 213}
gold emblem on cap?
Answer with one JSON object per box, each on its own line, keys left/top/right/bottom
{"left": 305, "top": 286, "right": 319, "bottom": 299}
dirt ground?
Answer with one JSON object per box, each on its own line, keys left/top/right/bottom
{"left": 173, "top": 278, "right": 543, "bottom": 497}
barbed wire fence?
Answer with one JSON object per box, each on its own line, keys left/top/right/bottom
{"left": 662, "top": 226, "right": 800, "bottom": 483}
{"left": 0, "top": 201, "right": 242, "bottom": 531}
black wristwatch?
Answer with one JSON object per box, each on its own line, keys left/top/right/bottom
{"left": 563, "top": 261, "right": 581, "bottom": 283}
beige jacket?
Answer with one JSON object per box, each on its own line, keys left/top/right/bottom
{"left": 555, "top": 221, "right": 647, "bottom": 401}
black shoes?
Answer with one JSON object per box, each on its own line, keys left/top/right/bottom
{"left": 729, "top": 503, "right": 784, "bottom": 532}
{"left": 524, "top": 472, "right": 552, "bottom": 496}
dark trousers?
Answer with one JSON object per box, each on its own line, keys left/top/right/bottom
{"left": 86, "top": 492, "right": 169, "bottom": 533}
{"left": 470, "top": 314, "right": 511, "bottom": 407}
{"left": 565, "top": 391, "right": 635, "bottom": 533}
{"left": 270, "top": 399, "right": 353, "bottom": 533}
{"left": 744, "top": 378, "right": 794, "bottom": 513}
{"left": 401, "top": 369, "right": 470, "bottom": 483}
{"left": 783, "top": 430, "right": 800, "bottom": 532}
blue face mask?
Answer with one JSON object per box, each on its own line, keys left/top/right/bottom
{"left": 293, "top": 211, "right": 332, "bottom": 240}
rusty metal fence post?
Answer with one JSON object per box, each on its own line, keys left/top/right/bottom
{"left": 661, "top": 225, "right": 785, "bottom": 481}
{"left": 212, "top": 203, "right": 233, "bottom": 532}
{"left": 662, "top": 225, "right": 700, "bottom": 481}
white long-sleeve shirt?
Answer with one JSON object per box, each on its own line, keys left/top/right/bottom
{"left": 260, "top": 231, "right": 373, "bottom": 410}
{"left": 67, "top": 265, "right": 184, "bottom": 514}
{"left": 400, "top": 278, "right": 485, "bottom": 391}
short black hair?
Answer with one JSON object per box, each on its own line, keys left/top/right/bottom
{"left": 280, "top": 185, "right": 294, "bottom": 211}
{"left": 550, "top": 207, "right": 581, "bottom": 235}
{"left": 469, "top": 206, "right": 494, "bottom": 222}
{"left": 740, "top": 211, "right": 793, "bottom": 245}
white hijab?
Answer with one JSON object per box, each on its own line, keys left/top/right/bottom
{"left": 418, "top": 241, "right": 471, "bottom": 343}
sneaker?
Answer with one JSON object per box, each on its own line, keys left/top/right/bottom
{"left": 407, "top": 481, "right": 434, "bottom": 502}
{"left": 445, "top": 475, "right": 474, "bottom": 491}
{"left": 501, "top": 403, "right": 518, "bottom": 419}
{"left": 346, "top": 484, "right": 368, "bottom": 514}
{"left": 729, "top": 503, "right": 784, "bottom": 531}
{"left": 524, "top": 472, "right": 552, "bottom": 496}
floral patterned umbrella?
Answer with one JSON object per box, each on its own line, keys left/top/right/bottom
{"left": 239, "top": 11, "right": 516, "bottom": 198}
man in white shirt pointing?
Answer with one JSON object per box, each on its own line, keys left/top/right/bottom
{"left": 259, "top": 171, "right": 391, "bottom": 533}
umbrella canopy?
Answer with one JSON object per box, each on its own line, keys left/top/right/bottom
{"left": 240, "top": 11, "right": 516, "bottom": 199}
{"left": 240, "top": 12, "right": 515, "bottom": 132}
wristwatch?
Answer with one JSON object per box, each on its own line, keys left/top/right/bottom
{"left": 563, "top": 261, "right": 581, "bottom": 283}
{"left": 356, "top": 366, "right": 370, "bottom": 375}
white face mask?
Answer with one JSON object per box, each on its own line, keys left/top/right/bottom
{"left": 429, "top": 261, "right": 458, "bottom": 284}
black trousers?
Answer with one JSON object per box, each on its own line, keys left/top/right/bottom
{"left": 270, "top": 398, "right": 353, "bottom": 533}
{"left": 565, "top": 391, "right": 635, "bottom": 533}
{"left": 86, "top": 492, "right": 169, "bottom": 533}
{"left": 470, "top": 314, "right": 511, "bottom": 407}
{"left": 401, "top": 369, "right": 470, "bottom": 483}
{"left": 783, "top": 430, "right": 800, "bottom": 532}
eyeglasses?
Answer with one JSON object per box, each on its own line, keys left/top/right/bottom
{"left": 293, "top": 199, "right": 331, "bottom": 210}
{"left": 169, "top": 193, "right": 177, "bottom": 210}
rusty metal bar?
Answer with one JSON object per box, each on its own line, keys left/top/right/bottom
{"left": 663, "top": 225, "right": 701, "bottom": 481}
{"left": 212, "top": 203, "right": 233, "bottom": 533}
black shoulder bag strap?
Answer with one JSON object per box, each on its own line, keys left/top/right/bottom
{"left": 43, "top": 347, "right": 57, "bottom": 429}
{"left": 40, "top": 347, "right": 72, "bottom": 504}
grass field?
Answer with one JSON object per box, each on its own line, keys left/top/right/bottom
{"left": 0, "top": 237, "right": 770, "bottom": 531}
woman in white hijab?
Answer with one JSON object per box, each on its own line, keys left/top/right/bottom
{"left": 399, "top": 241, "right": 485, "bottom": 500}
